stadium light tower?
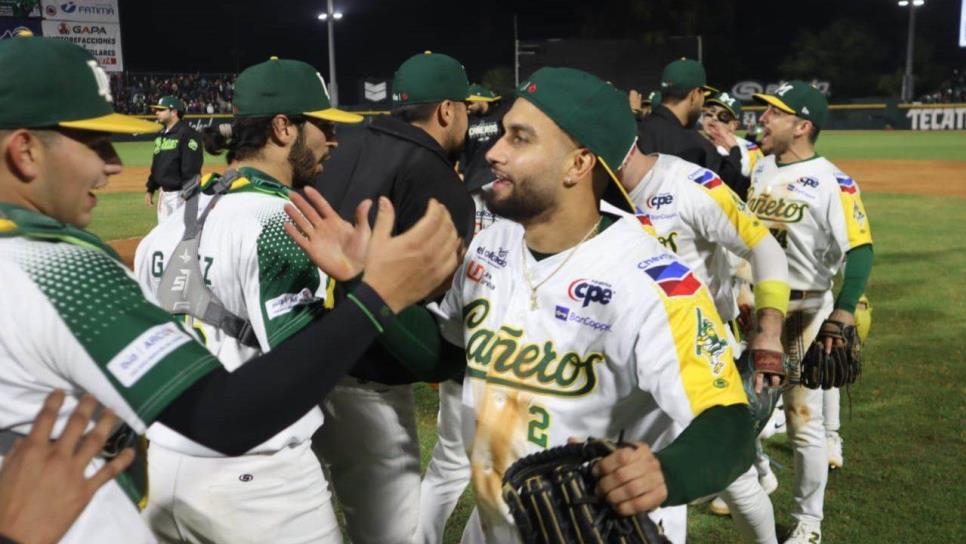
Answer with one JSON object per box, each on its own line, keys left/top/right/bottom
{"left": 898, "top": 0, "right": 926, "bottom": 102}
{"left": 317, "top": 0, "right": 343, "bottom": 105}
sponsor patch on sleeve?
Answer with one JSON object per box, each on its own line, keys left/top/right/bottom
{"left": 188, "top": 139, "right": 199, "bottom": 151}
{"left": 835, "top": 174, "right": 857, "bottom": 194}
{"left": 265, "top": 288, "right": 317, "bottom": 320}
{"left": 640, "top": 259, "right": 702, "bottom": 297}
{"left": 687, "top": 168, "right": 723, "bottom": 189}
{"left": 107, "top": 322, "right": 192, "bottom": 387}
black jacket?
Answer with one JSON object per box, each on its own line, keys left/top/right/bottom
{"left": 638, "top": 105, "right": 749, "bottom": 197}
{"left": 313, "top": 115, "right": 475, "bottom": 240}
{"left": 146, "top": 120, "right": 203, "bottom": 193}
{"left": 460, "top": 101, "right": 509, "bottom": 193}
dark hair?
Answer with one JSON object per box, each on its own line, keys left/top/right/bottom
{"left": 808, "top": 123, "right": 821, "bottom": 144}
{"left": 203, "top": 117, "right": 274, "bottom": 164}
{"left": 391, "top": 102, "right": 440, "bottom": 124}
{"left": 661, "top": 86, "right": 696, "bottom": 103}
{"left": 173, "top": 109, "right": 184, "bottom": 120}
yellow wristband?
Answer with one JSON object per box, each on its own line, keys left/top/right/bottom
{"left": 754, "top": 280, "right": 790, "bottom": 316}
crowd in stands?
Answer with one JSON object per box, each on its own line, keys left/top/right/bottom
{"left": 917, "top": 68, "right": 966, "bottom": 103}
{"left": 110, "top": 72, "right": 237, "bottom": 114}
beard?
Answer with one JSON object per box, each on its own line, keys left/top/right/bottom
{"left": 483, "top": 177, "right": 556, "bottom": 223}
{"left": 684, "top": 106, "right": 702, "bottom": 129}
{"left": 288, "top": 127, "right": 321, "bottom": 189}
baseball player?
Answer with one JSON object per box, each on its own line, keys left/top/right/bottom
{"left": 310, "top": 51, "right": 477, "bottom": 544}
{"left": 444, "top": 67, "right": 757, "bottom": 544}
{"left": 616, "top": 144, "right": 791, "bottom": 542}
{"left": 419, "top": 82, "right": 506, "bottom": 543}
{"left": 704, "top": 91, "right": 764, "bottom": 182}
{"left": 145, "top": 95, "right": 203, "bottom": 222}
{"left": 134, "top": 56, "right": 370, "bottom": 543}
{"left": 750, "top": 81, "right": 874, "bottom": 544}
{"left": 0, "top": 37, "right": 459, "bottom": 544}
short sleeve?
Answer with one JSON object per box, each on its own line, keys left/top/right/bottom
{"left": 829, "top": 173, "right": 873, "bottom": 252}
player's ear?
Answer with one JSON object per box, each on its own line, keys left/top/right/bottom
{"left": 563, "top": 147, "right": 596, "bottom": 187}
{"left": 269, "top": 114, "right": 297, "bottom": 145}
{"left": 2, "top": 129, "right": 44, "bottom": 183}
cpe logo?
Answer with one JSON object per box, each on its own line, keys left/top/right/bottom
{"left": 567, "top": 279, "right": 613, "bottom": 308}
{"left": 646, "top": 193, "right": 674, "bottom": 210}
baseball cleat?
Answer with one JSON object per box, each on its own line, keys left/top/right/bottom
{"left": 783, "top": 521, "right": 821, "bottom": 544}
{"left": 709, "top": 496, "right": 730, "bottom": 516}
{"left": 827, "top": 432, "right": 844, "bottom": 470}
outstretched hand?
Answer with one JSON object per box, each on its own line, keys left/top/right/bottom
{"left": 283, "top": 187, "right": 373, "bottom": 281}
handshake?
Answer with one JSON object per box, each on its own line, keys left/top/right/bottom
{"left": 283, "top": 188, "right": 463, "bottom": 313}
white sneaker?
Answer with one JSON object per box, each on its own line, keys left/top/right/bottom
{"left": 760, "top": 402, "right": 787, "bottom": 440}
{"left": 783, "top": 521, "right": 821, "bottom": 543}
{"left": 709, "top": 495, "right": 730, "bottom": 516}
{"left": 827, "top": 432, "right": 844, "bottom": 470}
{"left": 759, "top": 467, "right": 779, "bottom": 495}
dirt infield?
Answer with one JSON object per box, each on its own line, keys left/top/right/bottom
{"left": 834, "top": 160, "right": 966, "bottom": 197}
{"left": 108, "top": 237, "right": 141, "bottom": 269}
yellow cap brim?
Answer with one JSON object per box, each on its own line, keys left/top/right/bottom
{"left": 752, "top": 94, "right": 796, "bottom": 114}
{"left": 306, "top": 108, "right": 364, "bottom": 124}
{"left": 702, "top": 85, "right": 719, "bottom": 96}
{"left": 149, "top": 105, "right": 171, "bottom": 110}
{"left": 467, "top": 95, "right": 500, "bottom": 103}
{"left": 59, "top": 113, "right": 162, "bottom": 134}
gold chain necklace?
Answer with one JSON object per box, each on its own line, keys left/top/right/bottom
{"left": 521, "top": 217, "right": 602, "bottom": 310}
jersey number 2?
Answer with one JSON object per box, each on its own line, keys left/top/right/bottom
{"left": 527, "top": 405, "right": 550, "bottom": 448}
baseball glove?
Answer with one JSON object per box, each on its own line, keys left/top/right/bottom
{"left": 799, "top": 319, "right": 861, "bottom": 390}
{"left": 502, "top": 439, "right": 670, "bottom": 544}
{"left": 736, "top": 349, "right": 793, "bottom": 434}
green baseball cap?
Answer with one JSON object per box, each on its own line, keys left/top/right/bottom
{"left": 150, "top": 95, "right": 186, "bottom": 111}
{"left": 516, "top": 67, "right": 638, "bottom": 213}
{"left": 0, "top": 37, "right": 160, "bottom": 134}
{"left": 660, "top": 58, "right": 717, "bottom": 95}
{"left": 392, "top": 51, "right": 471, "bottom": 106}
{"left": 234, "top": 56, "right": 362, "bottom": 123}
{"left": 753, "top": 80, "right": 828, "bottom": 129}
{"left": 643, "top": 90, "right": 662, "bottom": 105}
{"left": 468, "top": 83, "right": 500, "bottom": 102}
{"left": 707, "top": 91, "right": 742, "bottom": 118}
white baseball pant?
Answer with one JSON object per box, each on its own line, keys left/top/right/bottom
{"left": 156, "top": 189, "right": 183, "bottom": 223}
{"left": 418, "top": 379, "right": 472, "bottom": 543}
{"left": 313, "top": 379, "right": 421, "bottom": 544}
{"left": 782, "top": 292, "right": 833, "bottom": 525}
{"left": 143, "top": 440, "right": 339, "bottom": 544}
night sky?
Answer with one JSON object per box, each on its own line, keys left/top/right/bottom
{"left": 118, "top": 0, "right": 966, "bottom": 103}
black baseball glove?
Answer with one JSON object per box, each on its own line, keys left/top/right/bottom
{"left": 799, "top": 319, "right": 861, "bottom": 389}
{"left": 501, "top": 439, "right": 670, "bottom": 544}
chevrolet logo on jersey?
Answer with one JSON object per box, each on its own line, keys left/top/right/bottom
{"left": 462, "top": 299, "right": 604, "bottom": 397}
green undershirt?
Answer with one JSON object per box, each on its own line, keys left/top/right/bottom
{"left": 834, "top": 243, "right": 873, "bottom": 313}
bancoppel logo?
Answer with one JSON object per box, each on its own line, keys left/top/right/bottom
{"left": 646, "top": 193, "right": 674, "bottom": 210}
{"left": 265, "top": 288, "right": 316, "bottom": 320}
{"left": 567, "top": 279, "right": 613, "bottom": 308}
{"left": 107, "top": 323, "right": 191, "bottom": 387}
{"left": 475, "top": 245, "right": 509, "bottom": 268}
{"left": 554, "top": 305, "right": 612, "bottom": 332}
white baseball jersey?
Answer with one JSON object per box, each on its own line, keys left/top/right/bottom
{"left": 135, "top": 167, "right": 327, "bottom": 456}
{"left": 0, "top": 204, "right": 221, "bottom": 541}
{"left": 716, "top": 136, "right": 763, "bottom": 178}
{"left": 437, "top": 214, "right": 747, "bottom": 540}
{"left": 748, "top": 155, "right": 872, "bottom": 291}
{"left": 628, "top": 154, "right": 770, "bottom": 321}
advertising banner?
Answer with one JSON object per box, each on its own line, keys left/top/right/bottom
{"left": 42, "top": 19, "right": 123, "bottom": 71}
{"left": 40, "top": 0, "right": 118, "bottom": 23}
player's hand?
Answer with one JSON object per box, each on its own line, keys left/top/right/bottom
{"left": 144, "top": 191, "right": 155, "bottom": 207}
{"left": 593, "top": 441, "right": 667, "bottom": 516}
{"left": 704, "top": 119, "right": 739, "bottom": 150}
{"left": 628, "top": 89, "right": 643, "bottom": 114}
{"left": 0, "top": 391, "right": 135, "bottom": 544}
{"left": 822, "top": 309, "right": 855, "bottom": 354}
{"left": 751, "top": 307, "right": 786, "bottom": 393}
{"left": 283, "top": 187, "right": 373, "bottom": 281}
{"left": 362, "top": 197, "right": 460, "bottom": 312}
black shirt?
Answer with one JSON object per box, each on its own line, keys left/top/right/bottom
{"left": 461, "top": 101, "right": 509, "bottom": 193}
{"left": 637, "top": 105, "right": 749, "bottom": 197}
{"left": 146, "top": 120, "right": 204, "bottom": 193}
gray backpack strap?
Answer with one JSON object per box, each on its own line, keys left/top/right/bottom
{"left": 156, "top": 170, "right": 259, "bottom": 349}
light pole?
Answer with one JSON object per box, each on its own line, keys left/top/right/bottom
{"left": 899, "top": 0, "right": 925, "bottom": 102}
{"left": 318, "top": 1, "right": 343, "bottom": 105}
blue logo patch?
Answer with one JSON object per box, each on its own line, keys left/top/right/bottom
{"left": 554, "top": 305, "right": 570, "bottom": 321}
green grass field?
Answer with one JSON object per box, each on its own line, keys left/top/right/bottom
{"left": 98, "top": 132, "right": 965, "bottom": 542}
